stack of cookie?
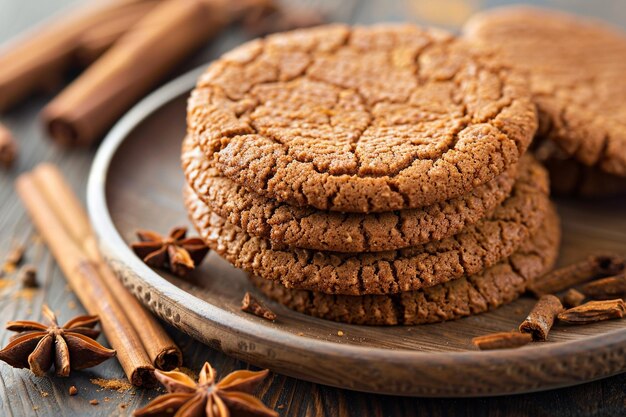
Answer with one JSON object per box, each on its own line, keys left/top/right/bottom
{"left": 464, "top": 6, "right": 626, "bottom": 196}
{"left": 183, "top": 24, "right": 560, "bottom": 325}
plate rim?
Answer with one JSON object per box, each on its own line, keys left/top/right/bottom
{"left": 87, "top": 65, "right": 626, "bottom": 397}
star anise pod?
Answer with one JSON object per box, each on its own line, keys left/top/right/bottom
{"left": 0, "top": 305, "right": 116, "bottom": 377}
{"left": 131, "top": 226, "right": 209, "bottom": 277}
{"left": 134, "top": 362, "right": 278, "bottom": 417}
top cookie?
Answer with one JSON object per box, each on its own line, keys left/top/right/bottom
{"left": 182, "top": 134, "right": 519, "bottom": 253}
{"left": 188, "top": 24, "right": 537, "bottom": 212}
{"left": 464, "top": 6, "right": 626, "bottom": 177}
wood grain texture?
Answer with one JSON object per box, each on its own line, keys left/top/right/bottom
{"left": 1, "top": 0, "right": 625, "bottom": 416}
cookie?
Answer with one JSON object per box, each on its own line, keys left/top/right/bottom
{"left": 182, "top": 134, "right": 522, "bottom": 252}
{"left": 534, "top": 139, "right": 626, "bottom": 197}
{"left": 464, "top": 6, "right": 626, "bottom": 178}
{"left": 188, "top": 24, "right": 537, "bottom": 213}
{"left": 248, "top": 205, "right": 560, "bottom": 325}
{"left": 184, "top": 160, "right": 549, "bottom": 295}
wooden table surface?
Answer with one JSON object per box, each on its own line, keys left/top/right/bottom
{"left": 0, "top": 1, "right": 625, "bottom": 416}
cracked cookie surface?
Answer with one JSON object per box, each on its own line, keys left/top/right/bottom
{"left": 182, "top": 134, "right": 522, "bottom": 252}
{"left": 188, "top": 24, "right": 537, "bottom": 212}
{"left": 249, "top": 206, "right": 560, "bottom": 325}
{"left": 184, "top": 159, "right": 549, "bottom": 295}
{"left": 464, "top": 6, "right": 626, "bottom": 178}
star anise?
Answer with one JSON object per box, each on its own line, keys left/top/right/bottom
{"left": 0, "top": 305, "right": 116, "bottom": 376}
{"left": 131, "top": 227, "right": 209, "bottom": 277}
{"left": 134, "top": 362, "right": 278, "bottom": 417}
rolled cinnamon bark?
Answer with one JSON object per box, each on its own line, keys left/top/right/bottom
{"left": 42, "top": 0, "right": 274, "bottom": 146}
{"left": 31, "top": 163, "right": 182, "bottom": 371}
{"left": 528, "top": 254, "right": 625, "bottom": 296}
{"left": 519, "top": 295, "right": 563, "bottom": 341}
{"left": 15, "top": 174, "right": 156, "bottom": 387}
{"left": 580, "top": 273, "right": 626, "bottom": 300}
{"left": 562, "top": 288, "right": 585, "bottom": 308}
{"left": 558, "top": 300, "right": 626, "bottom": 324}
{"left": 75, "top": 1, "right": 162, "bottom": 65}
{"left": 472, "top": 332, "right": 533, "bottom": 351}
{"left": 0, "top": 0, "right": 159, "bottom": 112}
{"left": 0, "top": 123, "right": 17, "bottom": 169}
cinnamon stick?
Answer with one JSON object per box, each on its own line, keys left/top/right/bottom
{"left": 580, "top": 273, "right": 626, "bottom": 300}
{"left": 562, "top": 288, "right": 586, "bottom": 308}
{"left": 472, "top": 332, "right": 532, "bottom": 351}
{"left": 519, "top": 295, "right": 563, "bottom": 341}
{"left": 558, "top": 299, "right": 626, "bottom": 324}
{"left": 0, "top": 123, "right": 17, "bottom": 169}
{"left": 528, "top": 254, "right": 625, "bottom": 296}
{"left": 243, "top": 5, "right": 325, "bottom": 37}
{"left": 16, "top": 173, "right": 156, "bottom": 387}
{"left": 31, "top": 163, "right": 182, "bottom": 371}
{"left": 0, "top": 0, "right": 160, "bottom": 112}
{"left": 75, "top": 1, "right": 162, "bottom": 65}
{"left": 42, "top": 0, "right": 275, "bottom": 146}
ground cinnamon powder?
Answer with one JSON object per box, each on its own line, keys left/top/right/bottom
{"left": 90, "top": 378, "right": 133, "bottom": 393}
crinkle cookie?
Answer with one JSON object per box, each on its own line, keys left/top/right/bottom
{"left": 183, "top": 159, "right": 550, "bottom": 295}
{"left": 249, "top": 206, "right": 560, "bottom": 325}
{"left": 188, "top": 24, "right": 537, "bottom": 212}
{"left": 182, "top": 134, "right": 525, "bottom": 252}
{"left": 465, "top": 6, "right": 626, "bottom": 178}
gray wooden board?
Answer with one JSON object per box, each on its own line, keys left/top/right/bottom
{"left": 1, "top": 0, "right": 625, "bottom": 415}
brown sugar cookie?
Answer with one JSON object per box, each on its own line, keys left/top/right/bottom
{"left": 183, "top": 161, "right": 550, "bottom": 295}
{"left": 248, "top": 205, "right": 560, "bottom": 325}
{"left": 534, "top": 139, "right": 626, "bottom": 197}
{"left": 182, "top": 134, "right": 523, "bottom": 252}
{"left": 187, "top": 24, "right": 537, "bottom": 213}
{"left": 464, "top": 6, "right": 626, "bottom": 179}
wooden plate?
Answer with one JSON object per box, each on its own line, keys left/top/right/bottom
{"left": 88, "top": 67, "right": 626, "bottom": 397}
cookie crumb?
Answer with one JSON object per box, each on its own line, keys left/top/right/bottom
{"left": 68, "top": 386, "right": 78, "bottom": 396}
{"left": 241, "top": 292, "right": 277, "bottom": 321}
{"left": 337, "top": 330, "right": 344, "bottom": 337}
{"left": 297, "top": 332, "right": 304, "bottom": 336}
{"left": 89, "top": 399, "right": 99, "bottom": 406}
{"left": 19, "top": 265, "right": 38, "bottom": 288}
{"left": 40, "top": 391, "right": 49, "bottom": 397}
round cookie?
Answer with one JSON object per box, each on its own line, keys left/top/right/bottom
{"left": 184, "top": 161, "right": 550, "bottom": 295}
{"left": 534, "top": 139, "right": 626, "bottom": 197}
{"left": 188, "top": 24, "right": 537, "bottom": 213}
{"left": 182, "top": 134, "right": 521, "bottom": 252}
{"left": 464, "top": 6, "right": 626, "bottom": 178}
{"left": 248, "top": 205, "right": 560, "bottom": 325}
